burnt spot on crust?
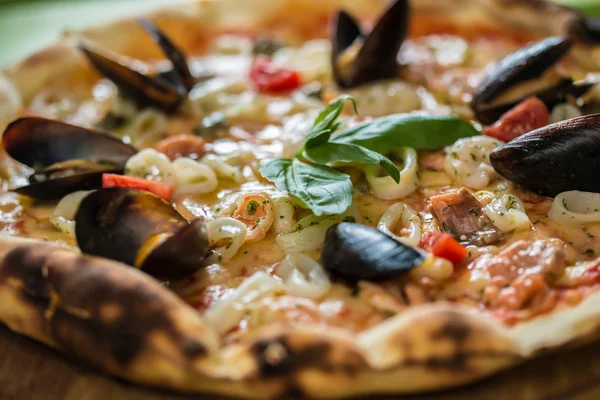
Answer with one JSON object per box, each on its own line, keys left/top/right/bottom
{"left": 182, "top": 338, "right": 209, "bottom": 358}
{"left": 0, "top": 241, "right": 209, "bottom": 373}
{"left": 48, "top": 259, "right": 208, "bottom": 367}
{"left": 254, "top": 339, "right": 317, "bottom": 377}
{"left": 432, "top": 316, "right": 471, "bottom": 346}
{"left": 280, "top": 384, "right": 307, "bottom": 400}
{"left": 51, "top": 307, "right": 145, "bottom": 365}
{"left": 425, "top": 315, "right": 472, "bottom": 370}
{"left": 1, "top": 246, "right": 53, "bottom": 297}
{"left": 252, "top": 337, "right": 362, "bottom": 378}
{"left": 252, "top": 336, "right": 366, "bottom": 399}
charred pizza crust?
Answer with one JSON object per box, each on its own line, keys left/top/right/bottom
{"left": 1, "top": 0, "right": 600, "bottom": 398}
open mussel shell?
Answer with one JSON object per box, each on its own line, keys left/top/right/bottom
{"left": 490, "top": 114, "right": 600, "bottom": 197}
{"left": 321, "top": 222, "right": 424, "bottom": 281}
{"left": 80, "top": 20, "right": 194, "bottom": 112}
{"left": 331, "top": 0, "right": 409, "bottom": 88}
{"left": 75, "top": 188, "right": 209, "bottom": 280}
{"left": 3, "top": 117, "right": 137, "bottom": 200}
{"left": 471, "top": 36, "right": 576, "bottom": 124}
{"left": 79, "top": 44, "right": 186, "bottom": 112}
{"left": 569, "top": 13, "right": 600, "bottom": 43}
{"left": 477, "top": 79, "right": 594, "bottom": 124}
{"left": 138, "top": 19, "right": 195, "bottom": 92}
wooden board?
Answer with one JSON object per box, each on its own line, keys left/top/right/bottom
{"left": 0, "top": 323, "right": 599, "bottom": 400}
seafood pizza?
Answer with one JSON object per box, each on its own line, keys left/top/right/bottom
{"left": 2, "top": 0, "right": 600, "bottom": 398}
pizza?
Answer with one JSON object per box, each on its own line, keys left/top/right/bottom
{"left": 2, "top": 0, "right": 600, "bottom": 398}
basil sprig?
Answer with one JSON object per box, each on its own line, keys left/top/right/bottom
{"left": 331, "top": 114, "right": 480, "bottom": 152}
{"left": 259, "top": 95, "right": 480, "bottom": 216}
{"left": 259, "top": 158, "right": 353, "bottom": 216}
{"left": 302, "top": 95, "right": 400, "bottom": 183}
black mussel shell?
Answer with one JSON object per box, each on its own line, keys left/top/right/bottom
{"left": 16, "top": 172, "right": 109, "bottom": 201}
{"left": 475, "top": 78, "right": 594, "bottom": 125}
{"left": 3, "top": 117, "right": 135, "bottom": 169}
{"left": 471, "top": 36, "right": 574, "bottom": 124}
{"left": 80, "top": 20, "right": 194, "bottom": 112}
{"left": 490, "top": 114, "right": 600, "bottom": 197}
{"left": 75, "top": 188, "right": 209, "bottom": 280}
{"left": 321, "top": 222, "right": 424, "bottom": 281}
{"left": 568, "top": 14, "right": 600, "bottom": 44}
{"left": 3, "top": 117, "right": 137, "bottom": 200}
{"left": 79, "top": 44, "right": 186, "bottom": 112}
{"left": 138, "top": 19, "right": 195, "bottom": 92}
{"left": 140, "top": 219, "right": 208, "bottom": 278}
{"left": 331, "top": 0, "right": 409, "bottom": 88}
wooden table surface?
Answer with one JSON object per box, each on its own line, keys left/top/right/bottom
{"left": 0, "top": 323, "right": 599, "bottom": 400}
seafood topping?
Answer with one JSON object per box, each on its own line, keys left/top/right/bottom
{"left": 79, "top": 19, "right": 194, "bottom": 112}
{"left": 429, "top": 188, "right": 504, "bottom": 246}
{"left": 481, "top": 240, "right": 565, "bottom": 311}
{"left": 2, "top": 117, "right": 137, "bottom": 200}
{"left": 470, "top": 36, "right": 592, "bottom": 124}
{"left": 322, "top": 222, "right": 424, "bottom": 281}
{"left": 75, "top": 188, "right": 209, "bottom": 280}
{"left": 331, "top": 0, "right": 409, "bottom": 88}
{"left": 490, "top": 114, "right": 600, "bottom": 197}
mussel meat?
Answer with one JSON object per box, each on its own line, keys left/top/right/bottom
{"left": 470, "top": 36, "right": 593, "bottom": 124}
{"left": 331, "top": 0, "right": 409, "bottom": 88}
{"left": 321, "top": 222, "right": 424, "bottom": 281}
{"left": 75, "top": 188, "right": 209, "bottom": 280}
{"left": 3, "top": 117, "right": 137, "bottom": 200}
{"left": 79, "top": 19, "right": 194, "bottom": 112}
{"left": 490, "top": 113, "right": 600, "bottom": 197}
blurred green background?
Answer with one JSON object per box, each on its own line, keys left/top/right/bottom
{"left": 0, "top": 0, "right": 599, "bottom": 67}
{"left": 0, "top": 0, "right": 184, "bottom": 66}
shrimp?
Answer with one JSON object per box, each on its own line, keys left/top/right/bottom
{"left": 233, "top": 192, "right": 275, "bottom": 243}
{"left": 154, "top": 134, "right": 207, "bottom": 161}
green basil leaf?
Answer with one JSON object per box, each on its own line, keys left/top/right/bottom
{"left": 259, "top": 158, "right": 353, "bottom": 216}
{"left": 305, "top": 94, "right": 357, "bottom": 149}
{"left": 331, "top": 115, "right": 480, "bottom": 152}
{"left": 303, "top": 142, "right": 400, "bottom": 183}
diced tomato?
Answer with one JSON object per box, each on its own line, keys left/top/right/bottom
{"left": 102, "top": 174, "right": 173, "bottom": 201}
{"left": 483, "top": 97, "right": 549, "bottom": 142}
{"left": 249, "top": 56, "right": 301, "bottom": 93}
{"left": 420, "top": 232, "right": 468, "bottom": 264}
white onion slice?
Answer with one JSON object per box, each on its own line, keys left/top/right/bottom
{"left": 275, "top": 252, "right": 331, "bottom": 300}
{"left": 126, "top": 108, "right": 168, "bottom": 148}
{"left": 204, "top": 271, "right": 283, "bottom": 334}
{"left": 445, "top": 136, "right": 499, "bottom": 189}
{"left": 205, "top": 217, "right": 247, "bottom": 263}
{"left": 125, "top": 148, "right": 175, "bottom": 185}
{"left": 483, "top": 193, "right": 531, "bottom": 232}
{"left": 50, "top": 190, "right": 92, "bottom": 236}
{"left": 548, "top": 191, "right": 600, "bottom": 226}
{"left": 270, "top": 194, "right": 296, "bottom": 234}
{"left": 276, "top": 214, "right": 346, "bottom": 253}
{"left": 410, "top": 254, "right": 454, "bottom": 281}
{"left": 365, "top": 147, "right": 419, "bottom": 200}
{"left": 173, "top": 157, "right": 218, "bottom": 195}
{"left": 377, "top": 203, "right": 422, "bottom": 247}
{"left": 200, "top": 154, "right": 243, "bottom": 183}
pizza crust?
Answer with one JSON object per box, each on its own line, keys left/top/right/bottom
{"left": 0, "top": 235, "right": 522, "bottom": 398}
{"left": 2, "top": 0, "right": 600, "bottom": 398}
